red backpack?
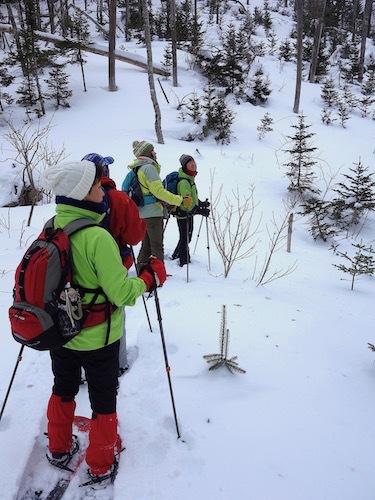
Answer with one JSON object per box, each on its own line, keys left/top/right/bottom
{"left": 9, "top": 217, "right": 115, "bottom": 351}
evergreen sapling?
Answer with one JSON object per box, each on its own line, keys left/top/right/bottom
{"left": 332, "top": 241, "right": 375, "bottom": 290}
{"left": 203, "top": 305, "right": 246, "bottom": 374}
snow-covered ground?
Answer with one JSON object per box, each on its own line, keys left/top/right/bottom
{"left": 1, "top": 3, "right": 375, "bottom": 499}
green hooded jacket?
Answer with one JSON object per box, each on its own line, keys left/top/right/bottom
{"left": 53, "top": 203, "right": 147, "bottom": 351}
{"left": 128, "top": 157, "right": 183, "bottom": 219}
{"left": 176, "top": 167, "right": 198, "bottom": 218}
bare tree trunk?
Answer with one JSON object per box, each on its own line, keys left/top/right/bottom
{"left": 351, "top": 0, "right": 359, "bottom": 41}
{"left": 169, "top": 0, "right": 178, "bottom": 87}
{"left": 125, "top": 0, "right": 130, "bottom": 41}
{"left": 293, "top": 0, "right": 303, "bottom": 113}
{"left": 308, "top": 0, "right": 327, "bottom": 83}
{"left": 78, "top": 48, "right": 87, "bottom": 91}
{"left": 60, "top": 0, "right": 69, "bottom": 37}
{"left": 34, "top": 0, "right": 42, "bottom": 30}
{"left": 358, "top": 0, "right": 373, "bottom": 82}
{"left": 46, "top": 0, "right": 56, "bottom": 33}
{"left": 0, "top": 24, "right": 169, "bottom": 76}
{"left": 141, "top": 0, "right": 164, "bottom": 143}
{"left": 108, "top": 0, "right": 117, "bottom": 91}
{"left": 68, "top": 3, "right": 109, "bottom": 37}
{"left": 287, "top": 213, "right": 293, "bottom": 252}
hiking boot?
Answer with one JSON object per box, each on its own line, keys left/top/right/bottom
{"left": 84, "top": 458, "right": 119, "bottom": 490}
{"left": 46, "top": 435, "right": 79, "bottom": 471}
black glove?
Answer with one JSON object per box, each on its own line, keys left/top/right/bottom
{"left": 199, "top": 199, "right": 210, "bottom": 209}
{"left": 196, "top": 206, "right": 210, "bottom": 217}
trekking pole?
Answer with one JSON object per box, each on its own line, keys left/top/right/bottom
{"left": 193, "top": 215, "right": 203, "bottom": 254}
{"left": 163, "top": 212, "right": 170, "bottom": 235}
{"left": 131, "top": 247, "right": 152, "bottom": 333}
{"left": 152, "top": 286, "right": 181, "bottom": 439}
{"left": 0, "top": 345, "right": 24, "bottom": 422}
{"left": 186, "top": 213, "right": 190, "bottom": 283}
{"left": 205, "top": 214, "right": 211, "bottom": 272}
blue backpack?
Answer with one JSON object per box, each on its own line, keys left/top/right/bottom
{"left": 122, "top": 166, "right": 145, "bottom": 207}
{"left": 122, "top": 165, "right": 157, "bottom": 207}
{"left": 163, "top": 171, "right": 180, "bottom": 194}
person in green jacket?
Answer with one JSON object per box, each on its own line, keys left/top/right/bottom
{"left": 43, "top": 160, "right": 166, "bottom": 489}
{"left": 123, "top": 140, "right": 191, "bottom": 268}
{"left": 171, "top": 154, "right": 210, "bottom": 267}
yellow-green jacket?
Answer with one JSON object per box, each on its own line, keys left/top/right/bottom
{"left": 127, "top": 157, "right": 182, "bottom": 219}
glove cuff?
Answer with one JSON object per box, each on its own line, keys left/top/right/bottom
{"left": 139, "top": 269, "right": 155, "bottom": 292}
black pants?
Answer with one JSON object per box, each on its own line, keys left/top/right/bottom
{"left": 172, "top": 216, "right": 194, "bottom": 266}
{"left": 50, "top": 340, "right": 120, "bottom": 415}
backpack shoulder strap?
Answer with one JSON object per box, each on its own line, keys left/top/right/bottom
{"left": 43, "top": 217, "right": 97, "bottom": 236}
{"left": 63, "top": 218, "right": 98, "bottom": 237}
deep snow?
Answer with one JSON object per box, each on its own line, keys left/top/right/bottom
{"left": 1, "top": 2, "right": 375, "bottom": 499}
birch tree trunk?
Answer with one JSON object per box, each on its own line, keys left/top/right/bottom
{"left": 141, "top": 0, "right": 164, "bottom": 143}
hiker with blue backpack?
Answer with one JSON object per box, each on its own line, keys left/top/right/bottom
{"left": 169, "top": 154, "right": 210, "bottom": 267}
{"left": 82, "top": 153, "right": 146, "bottom": 377}
{"left": 41, "top": 160, "right": 166, "bottom": 488}
{"left": 122, "top": 140, "right": 192, "bottom": 268}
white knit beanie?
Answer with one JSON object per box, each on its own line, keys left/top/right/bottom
{"left": 43, "top": 160, "right": 96, "bottom": 200}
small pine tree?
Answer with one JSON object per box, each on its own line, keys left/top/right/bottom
{"left": 16, "top": 76, "right": 41, "bottom": 117}
{"left": 321, "top": 107, "right": 336, "bottom": 125}
{"left": 336, "top": 99, "right": 351, "bottom": 128}
{"left": 257, "top": 112, "right": 273, "bottom": 139}
{"left": 185, "top": 92, "right": 202, "bottom": 123}
{"left": 266, "top": 30, "right": 278, "bottom": 54}
{"left": 248, "top": 66, "right": 272, "bottom": 105}
{"left": 212, "top": 94, "right": 235, "bottom": 145}
{"left": 357, "top": 95, "right": 375, "bottom": 118}
{"left": 341, "top": 84, "right": 357, "bottom": 111}
{"left": 68, "top": 11, "right": 90, "bottom": 91}
{"left": 162, "top": 44, "right": 173, "bottom": 77}
{"left": 203, "top": 305, "right": 246, "bottom": 374}
{"left": 320, "top": 77, "right": 338, "bottom": 108}
{"left": 219, "top": 23, "right": 247, "bottom": 96}
{"left": 262, "top": 0, "right": 273, "bottom": 32}
{"left": 202, "top": 84, "right": 219, "bottom": 136}
{"left": 338, "top": 41, "right": 359, "bottom": 83}
{"left": 361, "top": 70, "right": 375, "bottom": 96}
{"left": 0, "top": 66, "right": 14, "bottom": 111}
{"left": 331, "top": 159, "right": 375, "bottom": 227}
{"left": 283, "top": 115, "right": 320, "bottom": 197}
{"left": 299, "top": 197, "right": 336, "bottom": 241}
{"left": 44, "top": 64, "right": 72, "bottom": 109}
{"left": 332, "top": 242, "right": 375, "bottom": 290}
{"left": 278, "top": 38, "right": 294, "bottom": 62}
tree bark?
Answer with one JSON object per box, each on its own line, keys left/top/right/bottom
{"left": 293, "top": 0, "right": 303, "bottom": 113}
{"left": 351, "top": 0, "right": 359, "bottom": 41}
{"left": 308, "top": 0, "right": 327, "bottom": 83}
{"left": 141, "top": 0, "right": 164, "bottom": 143}
{"left": 169, "top": 0, "right": 178, "bottom": 87}
{"left": 0, "top": 23, "right": 169, "bottom": 76}
{"left": 108, "top": 0, "right": 117, "bottom": 91}
{"left": 358, "top": 0, "right": 373, "bottom": 82}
